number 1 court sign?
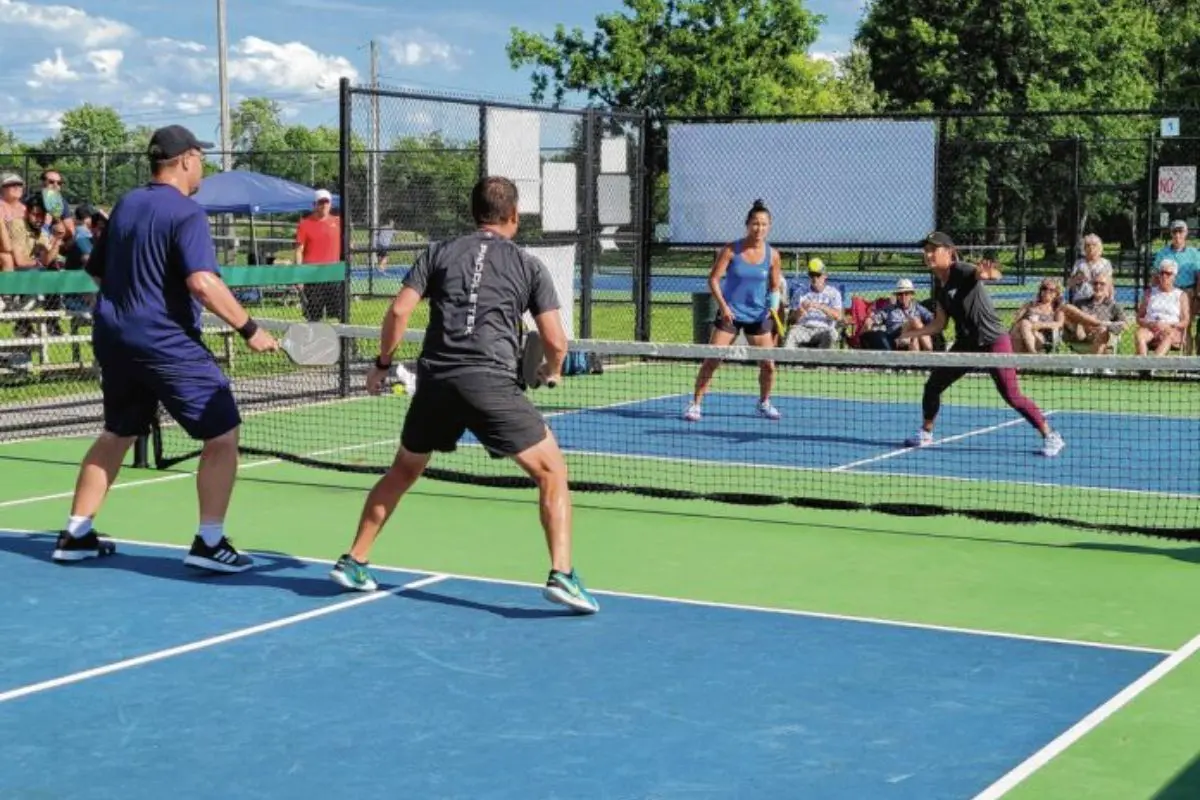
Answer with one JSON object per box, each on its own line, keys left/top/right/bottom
{"left": 1158, "top": 166, "right": 1197, "bottom": 204}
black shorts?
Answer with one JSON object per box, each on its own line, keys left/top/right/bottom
{"left": 714, "top": 313, "right": 776, "bottom": 336}
{"left": 400, "top": 370, "right": 548, "bottom": 457}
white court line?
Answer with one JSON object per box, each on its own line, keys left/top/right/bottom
{"left": 0, "top": 572, "right": 448, "bottom": 705}
{"left": 970, "top": 630, "right": 1200, "bottom": 799}
{"left": 0, "top": 393, "right": 685, "bottom": 512}
{"left": 0, "top": 529, "right": 1170, "bottom": 656}
{"left": 830, "top": 412, "right": 1058, "bottom": 473}
{"left": 0, "top": 435, "right": 402, "bottom": 511}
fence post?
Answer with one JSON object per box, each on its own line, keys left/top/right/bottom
{"left": 477, "top": 105, "right": 488, "bottom": 181}
{"left": 636, "top": 112, "right": 656, "bottom": 342}
{"left": 1068, "top": 135, "right": 1082, "bottom": 280}
{"left": 338, "top": 77, "right": 353, "bottom": 398}
{"left": 579, "top": 108, "right": 598, "bottom": 339}
{"left": 1140, "top": 130, "right": 1157, "bottom": 308}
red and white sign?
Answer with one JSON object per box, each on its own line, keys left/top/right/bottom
{"left": 1158, "top": 166, "right": 1196, "bottom": 204}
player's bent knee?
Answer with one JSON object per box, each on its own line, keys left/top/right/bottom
{"left": 201, "top": 427, "right": 239, "bottom": 453}
{"left": 389, "top": 448, "right": 430, "bottom": 483}
{"left": 513, "top": 429, "right": 567, "bottom": 482}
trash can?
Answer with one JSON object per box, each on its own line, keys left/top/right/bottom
{"left": 691, "top": 292, "right": 719, "bottom": 343}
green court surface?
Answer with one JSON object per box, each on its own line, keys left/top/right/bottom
{"left": 1, "top": 430, "right": 1198, "bottom": 799}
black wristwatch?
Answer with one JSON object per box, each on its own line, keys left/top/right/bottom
{"left": 375, "top": 355, "right": 391, "bottom": 370}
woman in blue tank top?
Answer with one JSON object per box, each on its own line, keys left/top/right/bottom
{"left": 683, "top": 199, "right": 784, "bottom": 422}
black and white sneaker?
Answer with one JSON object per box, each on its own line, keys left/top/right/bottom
{"left": 183, "top": 536, "right": 253, "bottom": 574}
{"left": 52, "top": 530, "right": 117, "bottom": 563}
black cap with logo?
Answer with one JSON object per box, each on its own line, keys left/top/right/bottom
{"left": 147, "top": 124, "right": 213, "bottom": 161}
{"left": 920, "top": 231, "right": 955, "bottom": 249}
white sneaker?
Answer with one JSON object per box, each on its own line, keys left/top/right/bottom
{"left": 682, "top": 403, "right": 701, "bottom": 422}
{"left": 905, "top": 429, "right": 934, "bottom": 447}
{"left": 1041, "top": 431, "right": 1065, "bottom": 457}
{"left": 757, "top": 401, "right": 781, "bottom": 420}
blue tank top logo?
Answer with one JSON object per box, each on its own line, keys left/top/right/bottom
{"left": 722, "top": 240, "right": 771, "bottom": 323}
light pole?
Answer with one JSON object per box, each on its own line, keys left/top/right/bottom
{"left": 217, "top": 0, "right": 232, "bottom": 171}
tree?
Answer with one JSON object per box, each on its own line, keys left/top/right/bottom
{"left": 507, "top": 0, "right": 862, "bottom": 118}
{"left": 856, "top": 0, "right": 1160, "bottom": 251}
{"left": 377, "top": 133, "right": 477, "bottom": 239}
{"left": 0, "top": 127, "right": 22, "bottom": 155}
{"left": 55, "top": 104, "right": 128, "bottom": 154}
{"left": 230, "top": 97, "right": 346, "bottom": 188}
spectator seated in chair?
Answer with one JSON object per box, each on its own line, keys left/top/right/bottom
{"left": 1061, "top": 272, "right": 1126, "bottom": 354}
{"left": 1010, "top": 278, "right": 1064, "bottom": 353}
{"left": 858, "top": 278, "right": 934, "bottom": 351}
{"left": 783, "top": 258, "right": 843, "bottom": 349}
{"left": 1135, "top": 259, "right": 1190, "bottom": 356}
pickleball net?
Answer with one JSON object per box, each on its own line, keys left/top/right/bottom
{"left": 150, "top": 317, "right": 1200, "bottom": 539}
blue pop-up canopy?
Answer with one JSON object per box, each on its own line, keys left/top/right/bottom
{"left": 192, "top": 170, "right": 340, "bottom": 215}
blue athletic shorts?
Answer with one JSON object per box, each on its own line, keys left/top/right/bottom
{"left": 99, "top": 352, "right": 241, "bottom": 441}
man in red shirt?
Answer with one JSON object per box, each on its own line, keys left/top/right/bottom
{"left": 294, "top": 188, "right": 342, "bottom": 321}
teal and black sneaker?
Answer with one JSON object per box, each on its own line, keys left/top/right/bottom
{"left": 543, "top": 569, "right": 600, "bottom": 614}
{"left": 329, "top": 554, "right": 379, "bottom": 592}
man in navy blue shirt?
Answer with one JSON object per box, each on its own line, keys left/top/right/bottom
{"left": 52, "top": 124, "right": 279, "bottom": 571}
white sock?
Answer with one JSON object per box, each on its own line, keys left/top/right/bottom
{"left": 198, "top": 523, "right": 225, "bottom": 548}
{"left": 66, "top": 515, "right": 92, "bottom": 539}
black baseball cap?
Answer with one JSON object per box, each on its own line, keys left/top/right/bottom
{"left": 921, "top": 231, "right": 955, "bottom": 248}
{"left": 148, "top": 124, "right": 213, "bottom": 161}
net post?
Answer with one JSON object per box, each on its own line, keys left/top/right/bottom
{"left": 132, "top": 434, "right": 149, "bottom": 468}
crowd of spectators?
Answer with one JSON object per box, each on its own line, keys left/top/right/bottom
{"left": 776, "top": 228, "right": 1197, "bottom": 358}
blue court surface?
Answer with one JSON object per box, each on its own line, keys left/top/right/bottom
{"left": 544, "top": 393, "right": 1200, "bottom": 497}
{"left": 0, "top": 533, "right": 1167, "bottom": 799}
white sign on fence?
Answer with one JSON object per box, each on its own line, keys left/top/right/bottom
{"left": 1158, "top": 166, "right": 1197, "bottom": 204}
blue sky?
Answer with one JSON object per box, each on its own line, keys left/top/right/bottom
{"left": 0, "top": 0, "right": 865, "bottom": 145}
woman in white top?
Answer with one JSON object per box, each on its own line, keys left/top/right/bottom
{"left": 1135, "top": 259, "right": 1190, "bottom": 355}
{"left": 1067, "top": 234, "right": 1113, "bottom": 304}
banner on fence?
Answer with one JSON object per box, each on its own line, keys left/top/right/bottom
{"left": 1158, "top": 166, "right": 1196, "bottom": 204}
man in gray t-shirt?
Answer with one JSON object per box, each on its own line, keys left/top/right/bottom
{"left": 404, "top": 228, "right": 560, "bottom": 379}
{"left": 325, "top": 176, "right": 599, "bottom": 615}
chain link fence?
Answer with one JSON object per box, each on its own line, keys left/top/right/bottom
{"left": 644, "top": 109, "right": 1200, "bottom": 344}
{"left": 337, "top": 81, "right": 648, "bottom": 341}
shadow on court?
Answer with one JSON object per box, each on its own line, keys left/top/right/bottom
{"left": 1154, "top": 752, "right": 1200, "bottom": 799}
{"left": 0, "top": 531, "right": 351, "bottom": 598}
{"left": 401, "top": 588, "right": 577, "bottom": 620}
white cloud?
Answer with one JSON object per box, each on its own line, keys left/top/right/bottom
{"left": 0, "top": 0, "right": 131, "bottom": 48}
{"left": 0, "top": 108, "right": 64, "bottom": 132}
{"left": 384, "top": 29, "right": 469, "bottom": 70}
{"left": 87, "top": 50, "right": 124, "bottom": 81}
{"left": 227, "top": 37, "right": 359, "bottom": 94}
{"left": 175, "top": 93, "right": 213, "bottom": 114}
{"left": 27, "top": 49, "right": 79, "bottom": 88}
{"left": 0, "top": 3, "right": 359, "bottom": 140}
{"left": 148, "top": 37, "right": 207, "bottom": 53}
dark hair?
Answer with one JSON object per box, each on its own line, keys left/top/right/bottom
{"left": 745, "top": 198, "right": 770, "bottom": 224}
{"left": 471, "top": 176, "right": 519, "bottom": 225}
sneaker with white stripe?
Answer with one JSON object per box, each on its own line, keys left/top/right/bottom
{"left": 183, "top": 536, "right": 253, "bottom": 573}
